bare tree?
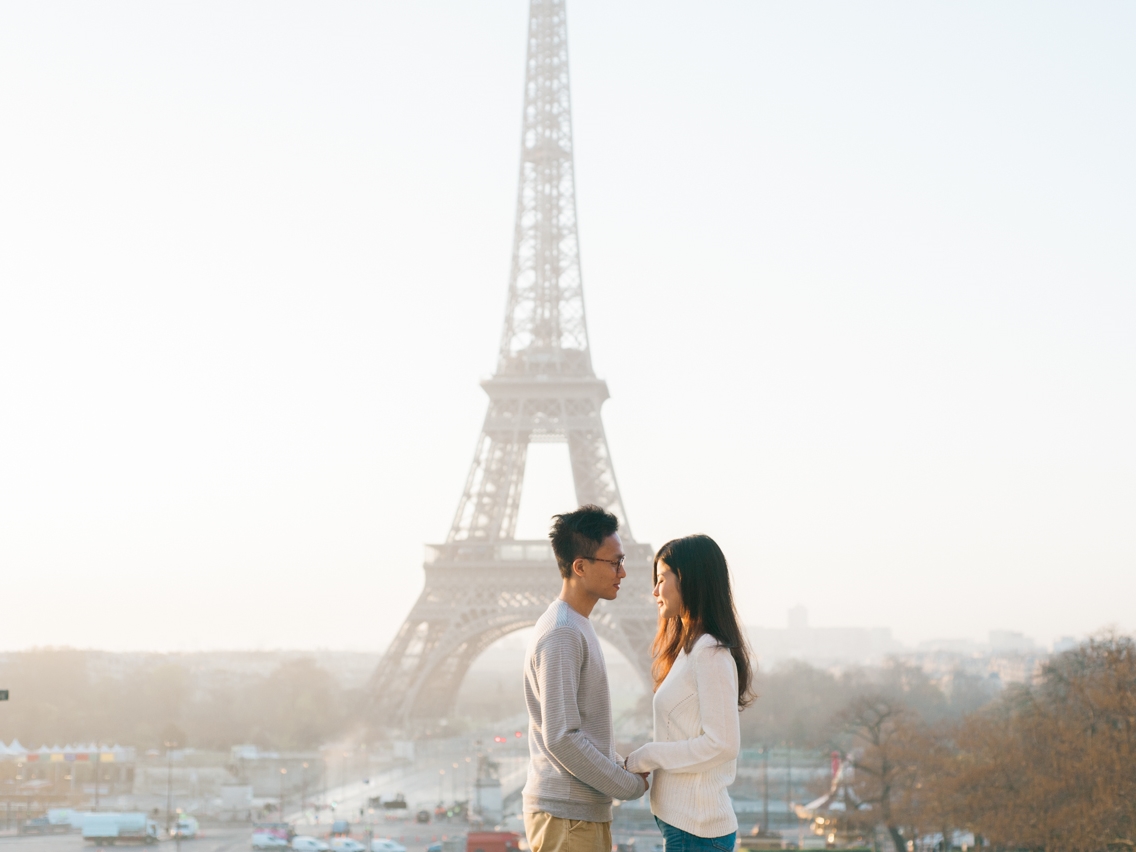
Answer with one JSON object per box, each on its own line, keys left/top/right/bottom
{"left": 947, "top": 633, "right": 1136, "bottom": 849}
{"left": 839, "top": 695, "right": 917, "bottom": 852}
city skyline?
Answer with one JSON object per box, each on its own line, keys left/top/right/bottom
{"left": 1, "top": 1, "right": 1133, "bottom": 653}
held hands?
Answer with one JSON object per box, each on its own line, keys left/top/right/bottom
{"left": 621, "top": 754, "right": 650, "bottom": 794}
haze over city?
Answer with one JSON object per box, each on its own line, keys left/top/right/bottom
{"left": 2, "top": 1, "right": 1133, "bottom": 655}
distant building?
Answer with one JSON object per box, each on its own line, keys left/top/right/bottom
{"left": 1053, "top": 636, "right": 1078, "bottom": 653}
{"left": 0, "top": 741, "right": 136, "bottom": 801}
{"left": 906, "top": 629, "right": 1057, "bottom": 690}
{"left": 989, "top": 630, "right": 1040, "bottom": 654}
{"left": 224, "top": 745, "right": 324, "bottom": 798}
{"left": 746, "top": 607, "right": 903, "bottom": 667}
{"left": 916, "top": 637, "right": 988, "bottom": 655}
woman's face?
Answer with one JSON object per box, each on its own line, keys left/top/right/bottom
{"left": 654, "top": 560, "right": 684, "bottom": 619}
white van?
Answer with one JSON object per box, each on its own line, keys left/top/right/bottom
{"left": 172, "top": 816, "right": 199, "bottom": 839}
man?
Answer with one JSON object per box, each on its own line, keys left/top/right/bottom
{"left": 522, "top": 504, "right": 649, "bottom": 852}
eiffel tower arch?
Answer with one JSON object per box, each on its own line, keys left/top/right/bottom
{"left": 369, "top": 0, "right": 657, "bottom": 731}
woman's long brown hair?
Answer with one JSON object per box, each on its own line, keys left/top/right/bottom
{"left": 651, "top": 534, "right": 755, "bottom": 708}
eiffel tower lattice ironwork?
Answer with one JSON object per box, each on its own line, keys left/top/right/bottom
{"left": 369, "top": 0, "right": 657, "bottom": 729}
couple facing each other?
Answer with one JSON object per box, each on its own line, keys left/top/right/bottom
{"left": 522, "top": 505, "right": 754, "bottom": 852}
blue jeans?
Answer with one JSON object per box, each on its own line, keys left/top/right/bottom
{"left": 654, "top": 817, "right": 736, "bottom": 852}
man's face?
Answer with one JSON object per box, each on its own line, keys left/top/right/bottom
{"left": 573, "top": 533, "right": 627, "bottom": 601}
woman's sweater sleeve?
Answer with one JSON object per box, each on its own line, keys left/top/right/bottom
{"left": 625, "top": 644, "right": 740, "bottom": 774}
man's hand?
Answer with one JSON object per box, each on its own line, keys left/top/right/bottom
{"left": 638, "top": 772, "right": 650, "bottom": 794}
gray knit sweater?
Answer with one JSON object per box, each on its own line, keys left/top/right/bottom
{"left": 522, "top": 599, "right": 646, "bottom": 822}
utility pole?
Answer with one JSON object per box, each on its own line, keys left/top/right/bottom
{"left": 279, "top": 768, "right": 287, "bottom": 822}
{"left": 163, "top": 737, "right": 179, "bottom": 832}
{"left": 762, "top": 744, "right": 769, "bottom": 834}
{"left": 786, "top": 744, "right": 793, "bottom": 820}
{"left": 301, "top": 762, "right": 309, "bottom": 825}
{"left": 2, "top": 692, "right": 12, "bottom": 833}
{"left": 93, "top": 742, "right": 102, "bottom": 812}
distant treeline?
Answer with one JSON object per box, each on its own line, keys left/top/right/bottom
{"left": 0, "top": 650, "right": 361, "bottom": 750}
{"left": 0, "top": 644, "right": 1011, "bottom": 752}
{"left": 4, "top": 636, "right": 1133, "bottom": 849}
{"left": 744, "top": 633, "right": 1136, "bottom": 850}
{"left": 742, "top": 656, "right": 1001, "bottom": 748}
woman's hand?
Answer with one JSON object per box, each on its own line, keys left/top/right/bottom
{"left": 625, "top": 746, "right": 650, "bottom": 774}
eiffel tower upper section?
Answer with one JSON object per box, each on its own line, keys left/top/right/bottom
{"left": 443, "top": 0, "right": 635, "bottom": 554}
{"left": 497, "top": 0, "right": 589, "bottom": 379}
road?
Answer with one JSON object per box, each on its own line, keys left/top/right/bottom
{"left": 0, "top": 829, "right": 250, "bottom": 852}
{"left": 0, "top": 827, "right": 465, "bottom": 852}
{"left": 288, "top": 732, "right": 529, "bottom": 834}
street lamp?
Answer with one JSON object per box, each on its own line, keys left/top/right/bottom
{"left": 279, "top": 768, "right": 288, "bottom": 821}
{"left": 301, "top": 762, "right": 309, "bottom": 824}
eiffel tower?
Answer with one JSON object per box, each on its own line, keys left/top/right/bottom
{"left": 369, "top": 0, "right": 656, "bottom": 730}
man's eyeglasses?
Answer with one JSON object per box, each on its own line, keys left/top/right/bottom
{"left": 584, "top": 555, "right": 626, "bottom": 569}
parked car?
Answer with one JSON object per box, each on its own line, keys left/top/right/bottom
{"left": 292, "top": 837, "right": 331, "bottom": 852}
{"left": 371, "top": 840, "right": 407, "bottom": 852}
{"left": 26, "top": 809, "right": 77, "bottom": 834}
{"left": 252, "top": 833, "right": 290, "bottom": 850}
{"left": 330, "top": 839, "right": 366, "bottom": 852}
{"left": 20, "top": 817, "right": 71, "bottom": 836}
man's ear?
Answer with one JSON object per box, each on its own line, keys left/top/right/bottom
{"left": 570, "top": 558, "right": 587, "bottom": 578}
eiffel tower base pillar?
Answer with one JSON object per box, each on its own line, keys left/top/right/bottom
{"left": 368, "top": 541, "right": 657, "bottom": 734}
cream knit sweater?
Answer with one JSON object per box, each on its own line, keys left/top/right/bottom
{"left": 625, "top": 633, "right": 740, "bottom": 838}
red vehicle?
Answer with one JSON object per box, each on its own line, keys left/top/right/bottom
{"left": 466, "top": 832, "right": 521, "bottom": 852}
{"left": 253, "top": 822, "right": 295, "bottom": 842}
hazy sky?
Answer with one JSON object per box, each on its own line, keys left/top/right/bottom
{"left": 1, "top": 2, "right": 1133, "bottom": 653}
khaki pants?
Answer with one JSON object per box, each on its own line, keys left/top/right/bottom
{"left": 524, "top": 811, "right": 612, "bottom": 852}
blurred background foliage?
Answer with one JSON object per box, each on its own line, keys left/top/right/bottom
{"left": 0, "top": 651, "right": 358, "bottom": 751}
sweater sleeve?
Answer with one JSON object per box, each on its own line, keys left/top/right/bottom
{"left": 533, "top": 627, "right": 647, "bottom": 800}
{"left": 624, "top": 643, "right": 740, "bottom": 775}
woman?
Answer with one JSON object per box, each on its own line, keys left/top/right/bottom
{"left": 625, "top": 534, "right": 754, "bottom": 852}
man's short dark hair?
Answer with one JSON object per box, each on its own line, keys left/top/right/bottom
{"left": 549, "top": 504, "right": 620, "bottom": 579}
